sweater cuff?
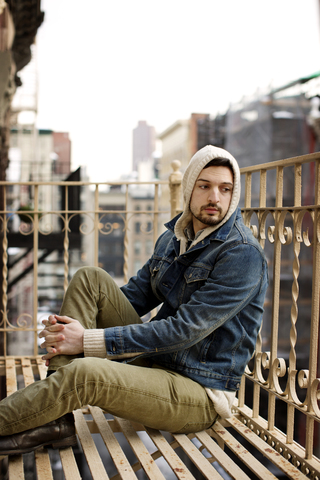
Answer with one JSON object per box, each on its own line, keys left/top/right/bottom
{"left": 83, "top": 329, "right": 107, "bottom": 358}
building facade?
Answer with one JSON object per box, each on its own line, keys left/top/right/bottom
{"left": 132, "top": 120, "right": 156, "bottom": 172}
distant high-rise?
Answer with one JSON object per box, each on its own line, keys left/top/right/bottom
{"left": 52, "top": 131, "right": 71, "bottom": 175}
{"left": 132, "top": 120, "right": 156, "bottom": 172}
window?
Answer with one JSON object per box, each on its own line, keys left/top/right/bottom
{"left": 134, "top": 261, "right": 142, "bottom": 273}
{"left": 134, "top": 241, "right": 141, "bottom": 255}
{"left": 146, "top": 240, "right": 153, "bottom": 255}
{"left": 135, "top": 222, "right": 141, "bottom": 233}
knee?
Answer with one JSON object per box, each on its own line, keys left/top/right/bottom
{"left": 72, "top": 266, "right": 101, "bottom": 281}
{"left": 72, "top": 266, "right": 112, "bottom": 285}
{"left": 52, "top": 358, "right": 105, "bottom": 408}
{"left": 72, "top": 356, "right": 98, "bottom": 372}
{"left": 67, "top": 358, "right": 116, "bottom": 402}
{"left": 59, "top": 357, "right": 101, "bottom": 383}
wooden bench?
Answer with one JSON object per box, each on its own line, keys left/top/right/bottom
{"left": 1, "top": 356, "right": 318, "bottom": 480}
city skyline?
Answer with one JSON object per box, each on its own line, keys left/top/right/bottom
{"left": 34, "top": 0, "right": 320, "bottom": 181}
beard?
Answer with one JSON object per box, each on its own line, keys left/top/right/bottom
{"left": 190, "top": 203, "right": 225, "bottom": 227}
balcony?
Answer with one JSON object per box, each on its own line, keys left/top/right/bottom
{"left": 0, "top": 152, "right": 319, "bottom": 479}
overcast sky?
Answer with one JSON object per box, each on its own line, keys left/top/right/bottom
{"left": 34, "top": 0, "right": 320, "bottom": 181}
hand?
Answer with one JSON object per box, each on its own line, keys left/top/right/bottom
{"left": 39, "top": 314, "right": 85, "bottom": 366}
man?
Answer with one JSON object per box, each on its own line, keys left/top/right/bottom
{"left": 0, "top": 145, "right": 268, "bottom": 455}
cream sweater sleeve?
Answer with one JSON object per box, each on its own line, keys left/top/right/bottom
{"left": 205, "top": 388, "right": 236, "bottom": 418}
{"left": 83, "top": 329, "right": 107, "bottom": 358}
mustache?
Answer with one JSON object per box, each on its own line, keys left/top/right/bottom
{"left": 200, "top": 203, "right": 222, "bottom": 213}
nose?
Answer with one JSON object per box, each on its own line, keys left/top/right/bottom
{"left": 207, "top": 187, "right": 220, "bottom": 204}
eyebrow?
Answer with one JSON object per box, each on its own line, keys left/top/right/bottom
{"left": 196, "top": 178, "right": 234, "bottom": 186}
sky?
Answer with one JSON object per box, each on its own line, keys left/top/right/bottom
{"left": 34, "top": 0, "right": 320, "bottom": 182}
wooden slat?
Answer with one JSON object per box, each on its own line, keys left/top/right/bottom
{"left": 8, "top": 455, "right": 24, "bottom": 479}
{"left": 145, "top": 427, "right": 196, "bottom": 480}
{"left": 5, "top": 357, "right": 17, "bottom": 395}
{"left": 172, "top": 433, "right": 224, "bottom": 480}
{"left": 195, "top": 429, "right": 253, "bottom": 480}
{"left": 35, "top": 448, "right": 54, "bottom": 480}
{"left": 21, "top": 357, "right": 34, "bottom": 387}
{"left": 224, "top": 416, "right": 308, "bottom": 479}
{"left": 6, "top": 358, "right": 23, "bottom": 479}
{"left": 89, "top": 406, "right": 137, "bottom": 480}
{"left": 1, "top": 355, "right": 314, "bottom": 480}
{"left": 73, "top": 409, "right": 109, "bottom": 480}
{"left": 4, "top": 358, "right": 81, "bottom": 480}
{"left": 114, "top": 416, "right": 166, "bottom": 480}
{"left": 59, "top": 447, "right": 82, "bottom": 480}
{"left": 234, "top": 404, "right": 320, "bottom": 475}
{"left": 210, "top": 421, "right": 278, "bottom": 480}
{"left": 36, "top": 357, "right": 48, "bottom": 380}
{"left": 23, "top": 357, "right": 55, "bottom": 480}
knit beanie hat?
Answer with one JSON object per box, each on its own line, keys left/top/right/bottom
{"left": 174, "top": 145, "right": 241, "bottom": 253}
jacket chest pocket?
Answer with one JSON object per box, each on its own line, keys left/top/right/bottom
{"left": 180, "top": 265, "right": 211, "bottom": 304}
{"left": 184, "top": 265, "right": 210, "bottom": 284}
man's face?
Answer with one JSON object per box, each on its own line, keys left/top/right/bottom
{"left": 190, "top": 165, "right": 234, "bottom": 234}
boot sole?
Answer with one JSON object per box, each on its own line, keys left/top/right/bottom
{"left": 50, "top": 434, "right": 78, "bottom": 449}
{"left": 1, "top": 434, "right": 78, "bottom": 456}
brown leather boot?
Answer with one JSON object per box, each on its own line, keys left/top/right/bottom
{"left": 0, "top": 413, "right": 77, "bottom": 455}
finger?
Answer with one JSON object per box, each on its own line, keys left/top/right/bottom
{"left": 39, "top": 328, "right": 52, "bottom": 339}
{"left": 48, "top": 315, "right": 58, "bottom": 324}
{"left": 41, "top": 333, "right": 65, "bottom": 345}
{"left": 41, "top": 343, "right": 57, "bottom": 353}
{"left": 39, "top": 324, "right": 65, "bottom": 336}
{"left": 42, "top": 352, "right": 57, "bottom": 361}
{"left": 39, "top": 324, "right": 65, "bottom": 339}
{"left": 54, "top": 315, "right": 74, "bottom": 324}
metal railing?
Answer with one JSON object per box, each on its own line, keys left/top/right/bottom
{"left": 238, "top": 151, "right": 320, "bottom": 476}
{"left": 0, "top": 153, "right": 320, "bottom": 476}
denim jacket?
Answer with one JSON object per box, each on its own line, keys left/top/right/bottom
{"left": 104, "top": 208, "right": 268, "bottom": 391}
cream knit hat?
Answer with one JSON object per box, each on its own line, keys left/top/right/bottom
{"left": 174, "top": 145, "right": 241, "bottom": 253}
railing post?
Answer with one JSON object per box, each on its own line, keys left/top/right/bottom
{"left": 1, "top": 186, "right": 7, "bottom": 361}
{"left": 169, "top": 160, "right": 182, "bottom": 219}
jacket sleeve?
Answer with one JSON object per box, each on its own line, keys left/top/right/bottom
{"left": 120, "top": 232, "right": 169, "bottom": 316}
{"left": 120, "top": 257, "right": 162, "bottom": 317}
{"left": 104, "top": 243, "right": 268, "bottom": 360}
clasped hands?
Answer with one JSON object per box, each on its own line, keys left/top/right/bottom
{"left": 39, "top": 315, "right": 85, "bottom": 366}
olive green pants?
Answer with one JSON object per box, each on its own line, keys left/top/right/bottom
{"left": 0, "top": 267, "right": 217, "bottom": 436}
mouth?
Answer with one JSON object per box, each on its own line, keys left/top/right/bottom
{"left": 201, "top": 205, "right": 221, "bottom": 215}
